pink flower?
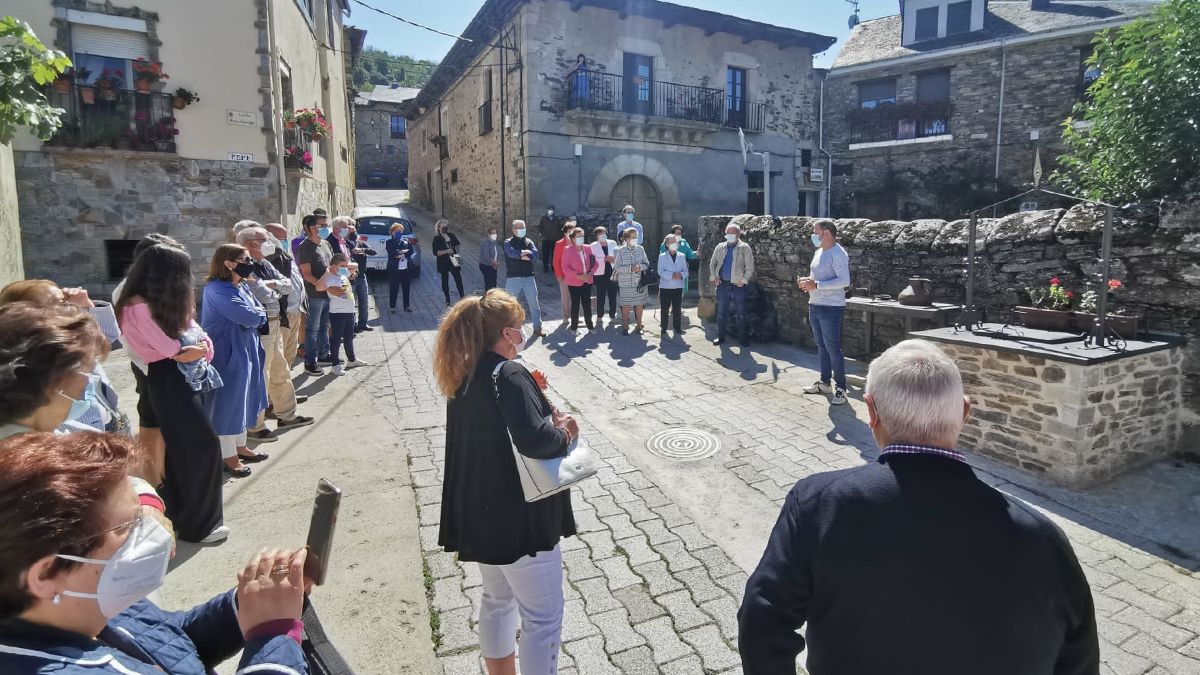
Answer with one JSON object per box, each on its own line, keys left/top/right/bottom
{"left": 1050, "top": 277, "right": 1061, "bottom": 286}
{"left": 1108, "top": 279, "right": 1123, "bottom": 290}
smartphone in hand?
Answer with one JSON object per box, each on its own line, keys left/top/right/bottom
{"left": 304, "top": 479, "right": 342, "bottom": 586}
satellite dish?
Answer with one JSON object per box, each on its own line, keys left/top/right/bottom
{"left": 848, "top": 13, "right": 860, "bottom": 29}
{"left": 738, "top": 127, "right": 749, "bottom": 166}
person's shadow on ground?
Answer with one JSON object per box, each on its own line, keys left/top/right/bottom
{"left": 825, "top": 393, "right": 877, "bottom": 460}
{"left": 657, "top": 335, "right": 691, "bottom": 361}
{"left": 608, "top": 333, "right": 655, "bottom": 367}
{"left": 716, "top": 344, "right": 770, "bottom": 381}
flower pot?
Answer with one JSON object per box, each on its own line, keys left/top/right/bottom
{"left": 79, "top": 86, "right": 96, "bottom": 105}
{"left": 1015, "top": 306, "right": 1075, "bottom": 332}
{"left": 173, "top": 96, "right": 186, "bottom": 110}
{"left": 99, "top": 87, "right": 117, "bottom": 102}
{"left": 135, "top": 79, "right": 151, "bottom": 93}
{"left": 154, "top": 140, "right": 174, "bottom": 152}
{"left": 1073, "top": 312, "right": 1140, "bottom": 339}
{"left": 52, "top": 78, "right": 71, "bottom": 93}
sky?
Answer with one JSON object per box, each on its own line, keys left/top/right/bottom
{"left": 347, "top": 0, "right": 900, "bottom": 68}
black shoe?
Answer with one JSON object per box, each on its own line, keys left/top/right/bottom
{"left": 264, "top": 406, "right": 277, "bottom": 420}
{"left": 359, "top": 325, "right": 374, "bottom": 332}
{"left": 304, "top": 363, "right": 323, "bottom": 375}
{"left": 740, "top": 340, "right": 750, "bottom": 347}
{"left": 277, "top": 415, "right": 315, "bottom": 430}
{"left": 295, "top": 395, "right": 308, "bottom": 404}
{"left": 247, "top": 429, "right": 277, "bottom": 444}
{"left": 712, "top": 337, "right": 725, "bottom": 345}
{"left": 223, "top": 464, "right": 251, "bottom": 478}
{"left": 317, "top": 354, "right": 334, "bottom": 365}
{"left": 354, "top": 327, "right": 364, "bottom": 334}
{"left": 404, "top": 307, "right": 412, "bottom": 312}
{"left": 238, "top": 450, "right": 269, "bottom": 463}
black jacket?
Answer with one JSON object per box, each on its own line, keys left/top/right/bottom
{"left": 439, "top": 352, "right": 575, "bottom": 565}
{"left": 738, "top": 453, "right": 1099, "bottom": 675}
{"left": 433, "top": 232, "right": 461, "bottom": 274}
{"left": 385, "top": 236, "right": 414, "bottom": 273}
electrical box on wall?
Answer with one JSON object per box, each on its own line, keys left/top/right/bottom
{"left": 504, "top": 115, "right": 512, "bottom": 129}
{"left": 574, "top": 144, "right": 583, "bottom": 157}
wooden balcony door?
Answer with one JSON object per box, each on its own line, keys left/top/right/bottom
{"left": 622, "top": 53, "right": 653, "bottom": 116}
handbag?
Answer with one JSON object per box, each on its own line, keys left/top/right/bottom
{"left": 492, "top": 362, "right": 598, "bottom": 502}
{"left": 450, "top": 253, "right": 462, "bottom": 268}
{"left": 638, "top": 267, "right": 659, "bottom": 291}
{"left": 302, "top": 598, "right": 355, "bottom": 675}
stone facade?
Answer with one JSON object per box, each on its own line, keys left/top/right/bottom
{"left": 407, "top": 0, "right": 832, "bottom": 235}
{"left": 17, "top": 149, "right": 278, "bottom": 292}
{"left": 354, "top": 86, "right": 418, "bottom": 188}
{"left": 826, "top": 33, "right": 1111, "bottom": 220}
{"left": 697, "top": 196, "right": 1200, "bottom": 442}
{"left": 938, "top": 342, "right": 1183, "bottom": 488}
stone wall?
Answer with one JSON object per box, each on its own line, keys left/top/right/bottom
{"left": 697, "top": 199, "right": 1200, "bottom": 437}
{"left": 825, "top": 32, "right": 1098, "bottom": 219}
{"left": 0, "top": 143, "right": 22, "bottom": 288}
{"left": 939, "top": 342, "right": 1183, "bottom": 488}
{"left": 17, "top": 148, "right": 279, "bottom": 293}
{"left": 354, "top": 101, "right": 408, "bottom": 187}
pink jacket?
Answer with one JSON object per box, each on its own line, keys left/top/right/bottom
{"left": 561, "top": 244, "right": 596, "bottom": 287}
{"left": 119, "top": 302, "right": 213, "bottom": 364}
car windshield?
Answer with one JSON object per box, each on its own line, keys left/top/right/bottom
{"left": 356, "top": 217, "right": 411, "bottom": 237}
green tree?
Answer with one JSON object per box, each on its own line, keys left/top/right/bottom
{"left": 1056, "top": 0, "right": 1200, "bottom": 202}
{"left": 353, "top": 47, "right": 437, "bottom": 92}
{"left": 0, "top": 17, "right": 70, "bottom": 143}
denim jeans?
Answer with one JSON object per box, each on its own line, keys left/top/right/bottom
{"left": 715, "top": 282, "right": 746, "bottom": 340}
{"left": 329, "top": 312, "right": 356, "bottom": 365}
{"left": 480, "top": 264, "right": 498, "bottom": 291}
{"left": 504, "top": 275, "right": 542, "bottom": 331}
{"left": 305, "top": 295, "right": 330, "bottom": 367}
{"left": 353, "top": 272, "right": 370, "bottom": 328}
{"left": 809, "top": 303, "right": 847, "bottom": 389}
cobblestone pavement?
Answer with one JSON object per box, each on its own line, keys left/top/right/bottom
{"left": 348, "top": 207, "right": 1200, "bottom": 674}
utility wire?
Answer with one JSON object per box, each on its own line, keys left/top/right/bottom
{"left": 350, "top": 0, "right": 516, "bottom": 51}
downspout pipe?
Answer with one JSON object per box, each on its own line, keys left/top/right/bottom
{"left": 993, "top": 40, "right": 1008, "bottom": 217}
{"left": 818, "top": 75, "right": 831, "bottom": 217}
{"left": 265, "top": 0, "right": 288, "bottom": 228}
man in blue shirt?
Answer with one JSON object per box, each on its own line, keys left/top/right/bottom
{"left": 798, "top": 221, "right": 851, "bottom": 405}
{"left": 615, "top": 204, "right": 644, "bottom": 246}
{"left": 707, "top": 223, "right": 755, "bottom": 346}
{"left": 503, "top": 219, "right": 546, "bottom": 336}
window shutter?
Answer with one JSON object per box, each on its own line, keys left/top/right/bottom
{"left": 71, "top": 24, "right": 148, "bottom": 59}
{"left": 917, "top": 71, "right": 950, "bottom": 102}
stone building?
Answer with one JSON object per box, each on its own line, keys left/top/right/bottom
{"left": 354, "top": 84, "right": 419, "bottom": 188}
{"left": 404, "top": 0, "right": 834, "bottom": 250}
{"left": 823, "top": 0, "right": 1156, "bottom": 221}
{"left": 4, "top": 0, "right": 363, "bottom": 293}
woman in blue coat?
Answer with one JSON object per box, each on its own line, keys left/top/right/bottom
{"left": 203, "top": 244, "right": 269, "bottom": 478}
{"left": 386, "top": 223, "right": 416, "bottom": 313}
{"left": 0, "top": 432, "right": 309, "bottom": 675}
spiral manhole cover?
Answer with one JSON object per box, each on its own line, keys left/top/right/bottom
{"left": 645, "top": 428, "right": 721, "bottom": 461}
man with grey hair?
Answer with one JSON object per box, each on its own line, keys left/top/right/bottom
{"left": 707, "top": 223, "right": 754, "bottom": 346}
{"left": 503, "top": 219, "right": 545, "bottom": 336}
{"left": 739, "top": 339, "right": 1098, "bottom": 675}
{"left": 237, "top": 226, "right": 314, "bottom": 439}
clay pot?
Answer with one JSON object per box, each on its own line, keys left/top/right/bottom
{"left": 79, "top": 86, "right": 96, "bottom": 104}
{"left": 173, "top": 96, "right": 186, "bottom": 110}
{"left": 898, "top": 277, "right": 933, "bottom": 306}
{"left": 135, "top": 79, "right": 151, "bottom": 93}
{"left": 52, "top": 78, "right": 71, "bottom": 93}
{"left": 1015, "top": 307, "right": 1075, "bottom": 332}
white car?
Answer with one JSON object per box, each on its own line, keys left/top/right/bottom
{"left": 350, "top": 206, "right": 421, "bottom": 272}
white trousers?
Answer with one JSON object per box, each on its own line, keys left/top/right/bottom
{"left": 477, "top": 545, "right": 564, "bottom": 674}
{"left": 218, "top": 432, "right": 247, "bottom": 460}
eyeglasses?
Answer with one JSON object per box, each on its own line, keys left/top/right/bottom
{"left": 102, "top": 505, "right": 146, "bottom": 538}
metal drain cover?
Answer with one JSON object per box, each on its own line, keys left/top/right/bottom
{"left": 645, "top": 428, "right": 721, "bottom": 461}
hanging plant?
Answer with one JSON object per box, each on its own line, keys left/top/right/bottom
{"left": 284, "top": 107, "right": 332, "bottom": 140}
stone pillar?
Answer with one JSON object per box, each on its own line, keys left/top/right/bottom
{"left": 0, "top": 144, "right": 22, "bottom": 287}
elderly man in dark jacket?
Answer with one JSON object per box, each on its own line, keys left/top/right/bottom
{"left": 738, "top": 339, "right": 1099, "bottom": 675}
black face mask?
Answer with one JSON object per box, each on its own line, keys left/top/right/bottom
{"left": 233, "top": 262, "right": 256, "bottom": 278}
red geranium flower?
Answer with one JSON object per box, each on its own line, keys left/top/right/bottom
{"left": 1050, "top": 277, "right": 1061, "bottom": 286}
{"left": 1107, "top": 279, "right": 1123, "bottom": 290}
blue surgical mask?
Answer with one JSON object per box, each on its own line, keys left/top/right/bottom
{"left": 625, "top": 212, "right": 634, "bottom": 221}
{"left": 574, "top": 237, "right": 584, "bottom": 245}
{"left": 393, "top": 231, "right": 405, "bottom": 240}
{"left": 516, "top": 228, "right": 527, "bottom": 238}
{"left": 811, "top": 234, "right": 823, "bottom": 247}
{"left": 59, "top": 371, "right": 99, "bottom": 421}
{"left": 318, "top": 227, "right": 331, "bottom": 239}
{"left": 337, "top": 267, "right": 349, "bottom": 278}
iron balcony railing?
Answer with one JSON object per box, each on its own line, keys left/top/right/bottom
{"left": 566, "top": 69, "right": 765, "bottom": 132}
{"left": 45, "top": 84, "right": 177, "bottom": 152}
{"left": 847, "top": 100, "right": 952, "bottom": 145}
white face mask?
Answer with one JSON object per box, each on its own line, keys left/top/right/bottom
{"left": 548, "top": 210, "right": 555, "bottom": 216}
{"left": 489, "top": 233, "right": 498, "bottom": 241}
{"left": 57, "top": 514, "right": 172, "bottom": 618}
{"left": 668, "top": 243, "right": 679, "bottom": 252}
{"left": 598, "top": 234, "right": 607, "bottom": 242}
{"left": 260, "top": 240, "right": 277, "bottom": 257}
{"left": 725, "top": 234, "right": 737, "bottom": 244}
{"left": 509, "top": 325, "right": 531, "bottom": 352}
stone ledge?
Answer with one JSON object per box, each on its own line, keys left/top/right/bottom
{"left": 911, "top": 325, "right": 1185, "bottom": 366}
{"left": 40, "top": 146, "right": 179, "bottom": 162}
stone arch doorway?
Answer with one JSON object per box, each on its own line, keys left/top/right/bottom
{"left": 610, "top": 174, "right": 662, "bottom": 256}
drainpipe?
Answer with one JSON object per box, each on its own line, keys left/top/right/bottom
{"left": 265, "top": 0, "right": 288, "bottom": 228}
{"left": 317, "top": 1, "right": 338, "bottom": 212}
{"left": 993, "top": 40, "right": 1008, "bottom": 217}
{"left": 818, "top": 75, "right": 831, "bottom": 217}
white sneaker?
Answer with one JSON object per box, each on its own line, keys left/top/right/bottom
{"left": 200, "top": 525, "right": 230, "bottom": 544}
{"left": 345, "top": 359, "right": 369, "bottom": 369}
{"left": 804, "top": 381, "right": 833, "bottom": 395}
{"left": 332, "top": 364, "right": 345, "bottom": 376}
{"left": 831, "top": 387, "right": 847, "bottom": 405}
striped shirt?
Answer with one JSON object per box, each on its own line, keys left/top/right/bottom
{"left": 879, "top": 443, "right": 966, "bottom": 464}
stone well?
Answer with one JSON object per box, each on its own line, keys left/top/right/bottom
{"left": 914, "top": 325, "right": 1184, "bottom": 488}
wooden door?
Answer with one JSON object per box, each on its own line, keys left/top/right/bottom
{"left": 622, "top": 53, "right": 653, "bottom": 116}
{"left": 610, "top": 174, "right": 662, "bottom": 259}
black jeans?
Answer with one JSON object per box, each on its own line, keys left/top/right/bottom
{"left": 329, "top": 312, "right": 356, "bottom": 365}
{"left": 594, "top": 276, "right": 617, "bottom": 318}
{"left": 541, "top": 239, "right": 557, "bottom": 271}
{"left": 660, "top": 287, "right": 683, "bottom": 332}
{"left": 440, "top": 266, "right": 464, "bottom": 303}
{"left": 570, "top": 283, "right": 594, "bottom": 329}
{"left": 480, "top": 263, "right": 498, "bottom": 291}
{"left": 353, "top": 272, "right": 370, "bottom": 329}
{"left": 388, "top": 268, "right": 411, "bottom": 309}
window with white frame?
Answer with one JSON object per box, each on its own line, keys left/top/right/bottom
{"left": 70, "top": 23, "right": 149, "bottom": 90}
